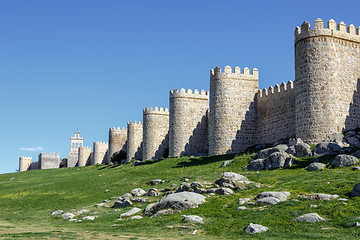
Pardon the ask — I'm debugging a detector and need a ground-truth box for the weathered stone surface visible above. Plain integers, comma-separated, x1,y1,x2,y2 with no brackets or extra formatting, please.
238,198,251,205
247,159,264,171
182,215,203,224
264,152,293,170
152,192,205,212
132,197,147,203
143,203,156,216
307,162,326,171
243,223,268,234
345,136,360,148
294,213,326,223
131,188,146,197
215,172,249,189
149,179,165,185
52,210,63,215
150,209,176,218
351,182,360,197
294,143,312,157
215,187,234,195
316,193,339,200
254,145,288,159
220,160,233,168
255,191,290,205
147,188,160,197
113,199,132,208
120,207,142,218
121,193,132,199
129,215,143,220
127,122,143,163
83,216,97,221
313,142,342,156
331,154,359,168
61,213,75,219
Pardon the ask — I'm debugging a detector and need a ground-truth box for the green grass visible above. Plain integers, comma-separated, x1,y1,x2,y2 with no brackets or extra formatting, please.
1,154,360,239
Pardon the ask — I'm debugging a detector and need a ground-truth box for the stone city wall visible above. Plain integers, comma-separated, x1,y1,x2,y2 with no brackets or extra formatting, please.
108,127,127,163
257,81,296,145
127,121,143,162
169,88,209,157
93,141,108,164
78,146,92,167
39,152,61,169
209,66,258,155
143,107,169,160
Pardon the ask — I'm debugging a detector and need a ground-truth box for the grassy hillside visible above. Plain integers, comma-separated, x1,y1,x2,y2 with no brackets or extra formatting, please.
1,153,360,239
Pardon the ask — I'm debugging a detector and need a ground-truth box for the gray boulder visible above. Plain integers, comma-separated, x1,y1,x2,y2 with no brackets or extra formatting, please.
61,212,75,219
120,207,142,218
255,191,290,205
220,160,233,168
129,215,143,220
313,142,342,156
121,193,132,200
286,143,312,157
351,182,360,197
143,203,157,216
345,136,360,148
215,172,249,189
331,154,359,168
264,152,293,170
83,216,97,221
254,144,288,159
307,162,326,171
243,223,268,234
113,199,132,208
215,187,234,195
352,150,360,158
316,193,339,200
149,179,165,185
52,210,63,215
131,188,146,197
150,209,176,218
152,192,205,212
247,159,264,171
238,198,251,205
147,188,160,197
182,215,203,224
294,213,326,223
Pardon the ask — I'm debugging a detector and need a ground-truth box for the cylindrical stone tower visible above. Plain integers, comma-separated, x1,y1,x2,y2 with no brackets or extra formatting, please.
78,146,92,167
92,141,108,165
209,66,259,155
19,156,32,172
143,107,169,160
295,18,360,143
108,127,127,163
169,88,209,157
126,121,143,163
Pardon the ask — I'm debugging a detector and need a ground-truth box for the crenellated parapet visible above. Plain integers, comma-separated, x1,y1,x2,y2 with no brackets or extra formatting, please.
295,18,360,45
210,66,258,81
257,80,294,99
169,88,209,100
143,107,169,116
19,156,32,172
108,126,127,163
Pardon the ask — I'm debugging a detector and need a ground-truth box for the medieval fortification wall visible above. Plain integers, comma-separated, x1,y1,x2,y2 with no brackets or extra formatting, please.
108,127,127,163
143,107,169,161
93,141,108,165
78,146,92,167
169,89,209,157
20,18,360,171
127,121,143,162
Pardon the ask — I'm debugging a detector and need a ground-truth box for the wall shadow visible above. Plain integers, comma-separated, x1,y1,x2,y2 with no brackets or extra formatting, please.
182,114,208,156
153,133,169,160
173,154,237,168
345,78,360,131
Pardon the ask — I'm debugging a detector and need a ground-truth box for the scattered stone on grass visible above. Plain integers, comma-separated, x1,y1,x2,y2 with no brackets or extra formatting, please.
331,154,359,168
237,206,247,210
113,198,132,208
220,160,233,168
247,159,264,171
120,207,142,218
132,197,147,203
83,216,97,221
149,179,165,185
352,166,360,171
129,215,143,220
316,193,339,200
307,162,326,171
150,209,176,218
353,222,360,227
294,213,326,223
131,188,146,197
238,198,251,205
61,213,75,219
313,142,342,156
52,210,63,215
255,191,290,205
243,223,268,234
182,215,203,224
215,187,234,195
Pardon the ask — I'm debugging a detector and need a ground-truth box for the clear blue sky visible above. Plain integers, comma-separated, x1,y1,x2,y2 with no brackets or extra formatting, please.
1,0,359,174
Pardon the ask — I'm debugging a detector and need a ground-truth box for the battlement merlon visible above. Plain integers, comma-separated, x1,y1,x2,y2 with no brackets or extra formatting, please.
143,107,170,116
127,121,143,126
39,152,61,157
210,66,259,81
94,141,108,145
257,80,294,98
109,127,127,132
19,156,32,160
295,18,360,45
169,88,209,100
80,146,92,150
